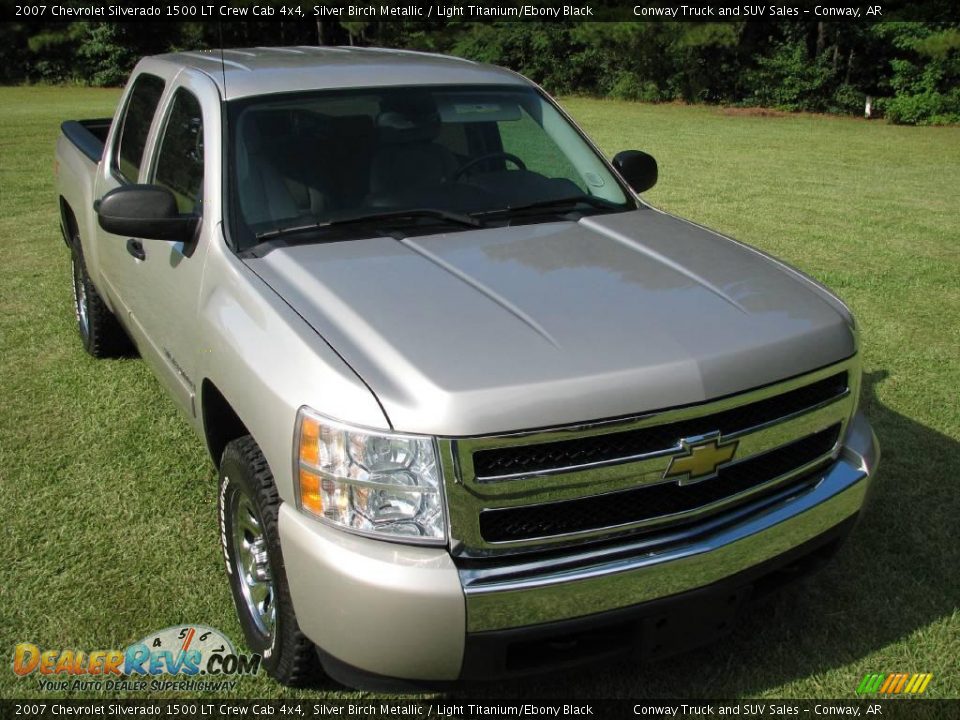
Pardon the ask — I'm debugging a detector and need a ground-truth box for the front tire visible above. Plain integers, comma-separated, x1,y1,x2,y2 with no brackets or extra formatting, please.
219,436,319,686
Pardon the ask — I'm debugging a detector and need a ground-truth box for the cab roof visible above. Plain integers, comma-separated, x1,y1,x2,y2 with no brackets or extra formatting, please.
151,46,529,100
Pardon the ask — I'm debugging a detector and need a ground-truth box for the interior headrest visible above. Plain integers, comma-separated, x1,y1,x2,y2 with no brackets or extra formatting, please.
377,110,441,143
376,93,441,144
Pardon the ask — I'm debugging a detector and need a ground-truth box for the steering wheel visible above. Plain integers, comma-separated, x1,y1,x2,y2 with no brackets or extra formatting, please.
453,152,527,181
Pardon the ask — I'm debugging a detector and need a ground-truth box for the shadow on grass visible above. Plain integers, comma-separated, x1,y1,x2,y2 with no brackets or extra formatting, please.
456,370,959,698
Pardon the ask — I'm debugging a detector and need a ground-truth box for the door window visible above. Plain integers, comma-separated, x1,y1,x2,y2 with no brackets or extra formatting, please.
152,89,205,215
113,73,165,183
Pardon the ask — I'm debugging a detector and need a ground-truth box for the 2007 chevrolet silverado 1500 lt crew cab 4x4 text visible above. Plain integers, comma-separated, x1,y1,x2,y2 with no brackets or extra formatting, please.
55,47,879,689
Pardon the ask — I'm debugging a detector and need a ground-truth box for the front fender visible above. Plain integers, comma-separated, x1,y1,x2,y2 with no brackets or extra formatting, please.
196,230,389,503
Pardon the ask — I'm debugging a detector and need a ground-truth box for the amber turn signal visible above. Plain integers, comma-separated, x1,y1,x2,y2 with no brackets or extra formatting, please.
298,468,323,515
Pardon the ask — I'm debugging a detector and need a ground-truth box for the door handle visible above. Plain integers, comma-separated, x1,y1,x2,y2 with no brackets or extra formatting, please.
126,238,146,261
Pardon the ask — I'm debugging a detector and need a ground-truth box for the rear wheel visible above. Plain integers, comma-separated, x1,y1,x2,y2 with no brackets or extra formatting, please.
219,436,319,686
70,239,131,358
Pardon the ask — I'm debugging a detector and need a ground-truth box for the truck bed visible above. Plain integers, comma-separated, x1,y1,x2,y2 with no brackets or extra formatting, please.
60,118,111,163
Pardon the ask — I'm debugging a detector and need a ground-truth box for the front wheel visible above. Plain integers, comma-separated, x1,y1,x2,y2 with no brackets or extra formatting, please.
218,436,319,686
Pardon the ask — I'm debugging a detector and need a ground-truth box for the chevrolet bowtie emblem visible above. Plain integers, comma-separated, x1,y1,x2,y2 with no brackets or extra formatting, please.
663,432,738,485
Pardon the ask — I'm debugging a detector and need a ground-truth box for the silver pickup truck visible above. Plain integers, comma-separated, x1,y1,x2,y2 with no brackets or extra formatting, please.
55,46,879,690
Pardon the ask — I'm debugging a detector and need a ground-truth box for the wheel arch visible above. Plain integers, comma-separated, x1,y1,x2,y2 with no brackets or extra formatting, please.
201,379,251,466
59,196,78,249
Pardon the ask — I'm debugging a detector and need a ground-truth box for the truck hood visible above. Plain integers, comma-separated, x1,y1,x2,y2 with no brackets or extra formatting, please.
245,209,855,436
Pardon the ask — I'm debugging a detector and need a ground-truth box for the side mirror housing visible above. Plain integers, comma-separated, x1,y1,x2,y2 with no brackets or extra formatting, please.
97,185,199,242
612,150,658,194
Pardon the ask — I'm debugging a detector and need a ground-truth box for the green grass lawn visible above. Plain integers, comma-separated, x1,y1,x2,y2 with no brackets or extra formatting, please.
1,86,958,701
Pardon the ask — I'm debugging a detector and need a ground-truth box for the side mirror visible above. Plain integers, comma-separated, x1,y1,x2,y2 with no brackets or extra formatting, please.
612,150,658,194
97,185,199,242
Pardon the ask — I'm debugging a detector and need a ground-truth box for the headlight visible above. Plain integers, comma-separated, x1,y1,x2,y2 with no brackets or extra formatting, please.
294,407,446,544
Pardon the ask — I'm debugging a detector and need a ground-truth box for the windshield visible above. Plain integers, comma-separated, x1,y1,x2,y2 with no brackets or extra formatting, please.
228,85,634,249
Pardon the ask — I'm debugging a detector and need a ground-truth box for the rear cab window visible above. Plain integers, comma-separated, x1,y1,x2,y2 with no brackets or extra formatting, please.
112,73,165,183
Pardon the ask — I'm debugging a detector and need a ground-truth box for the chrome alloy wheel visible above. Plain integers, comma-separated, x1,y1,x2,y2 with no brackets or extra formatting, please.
231,492,276,636
72,259,89,334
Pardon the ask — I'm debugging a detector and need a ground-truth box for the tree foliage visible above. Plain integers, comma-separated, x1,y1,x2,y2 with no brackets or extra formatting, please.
1,20,957,125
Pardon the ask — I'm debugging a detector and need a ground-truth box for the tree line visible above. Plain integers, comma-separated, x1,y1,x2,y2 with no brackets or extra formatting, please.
2,20,958,125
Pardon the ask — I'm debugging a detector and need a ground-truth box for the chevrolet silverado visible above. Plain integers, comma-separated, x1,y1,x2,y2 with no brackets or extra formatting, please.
55,46,879,689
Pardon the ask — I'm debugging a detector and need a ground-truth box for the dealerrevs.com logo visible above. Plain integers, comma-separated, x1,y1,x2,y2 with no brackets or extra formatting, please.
13,625,261,692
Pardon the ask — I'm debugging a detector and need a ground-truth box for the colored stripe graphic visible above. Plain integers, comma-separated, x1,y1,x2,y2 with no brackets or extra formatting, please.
856,673,885,693
904,674,919,693
879,674,895,693
857,672,932,695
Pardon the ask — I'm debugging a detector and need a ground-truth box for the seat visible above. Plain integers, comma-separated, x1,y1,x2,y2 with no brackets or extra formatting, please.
367,99,459,204
313,114,376,210
236,111,331,229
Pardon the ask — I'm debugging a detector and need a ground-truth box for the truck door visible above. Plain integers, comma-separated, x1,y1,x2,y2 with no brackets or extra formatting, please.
117,81,212,418
93,71,167,314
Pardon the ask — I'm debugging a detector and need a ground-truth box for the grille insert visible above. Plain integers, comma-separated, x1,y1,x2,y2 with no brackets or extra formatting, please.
472,372,847,480
478,424,841,543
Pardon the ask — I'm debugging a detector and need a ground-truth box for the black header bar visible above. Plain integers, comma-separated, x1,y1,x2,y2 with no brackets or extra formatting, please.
4,0,958,23
2,700,958,720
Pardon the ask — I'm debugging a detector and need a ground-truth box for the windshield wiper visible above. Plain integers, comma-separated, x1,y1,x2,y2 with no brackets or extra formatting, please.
473,195,628,219
255,208,482,241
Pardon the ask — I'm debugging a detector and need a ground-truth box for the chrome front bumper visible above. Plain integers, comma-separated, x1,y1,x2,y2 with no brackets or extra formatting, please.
463,410,878,632
279,411,878,682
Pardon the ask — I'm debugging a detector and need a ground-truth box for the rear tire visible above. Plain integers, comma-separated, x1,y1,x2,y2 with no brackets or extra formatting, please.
219,436,320,686
71,239,131,358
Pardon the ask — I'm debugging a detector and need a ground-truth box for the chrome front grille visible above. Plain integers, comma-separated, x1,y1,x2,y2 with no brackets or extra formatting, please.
439,358,859,556
472,372,847,481
478,424,841,543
